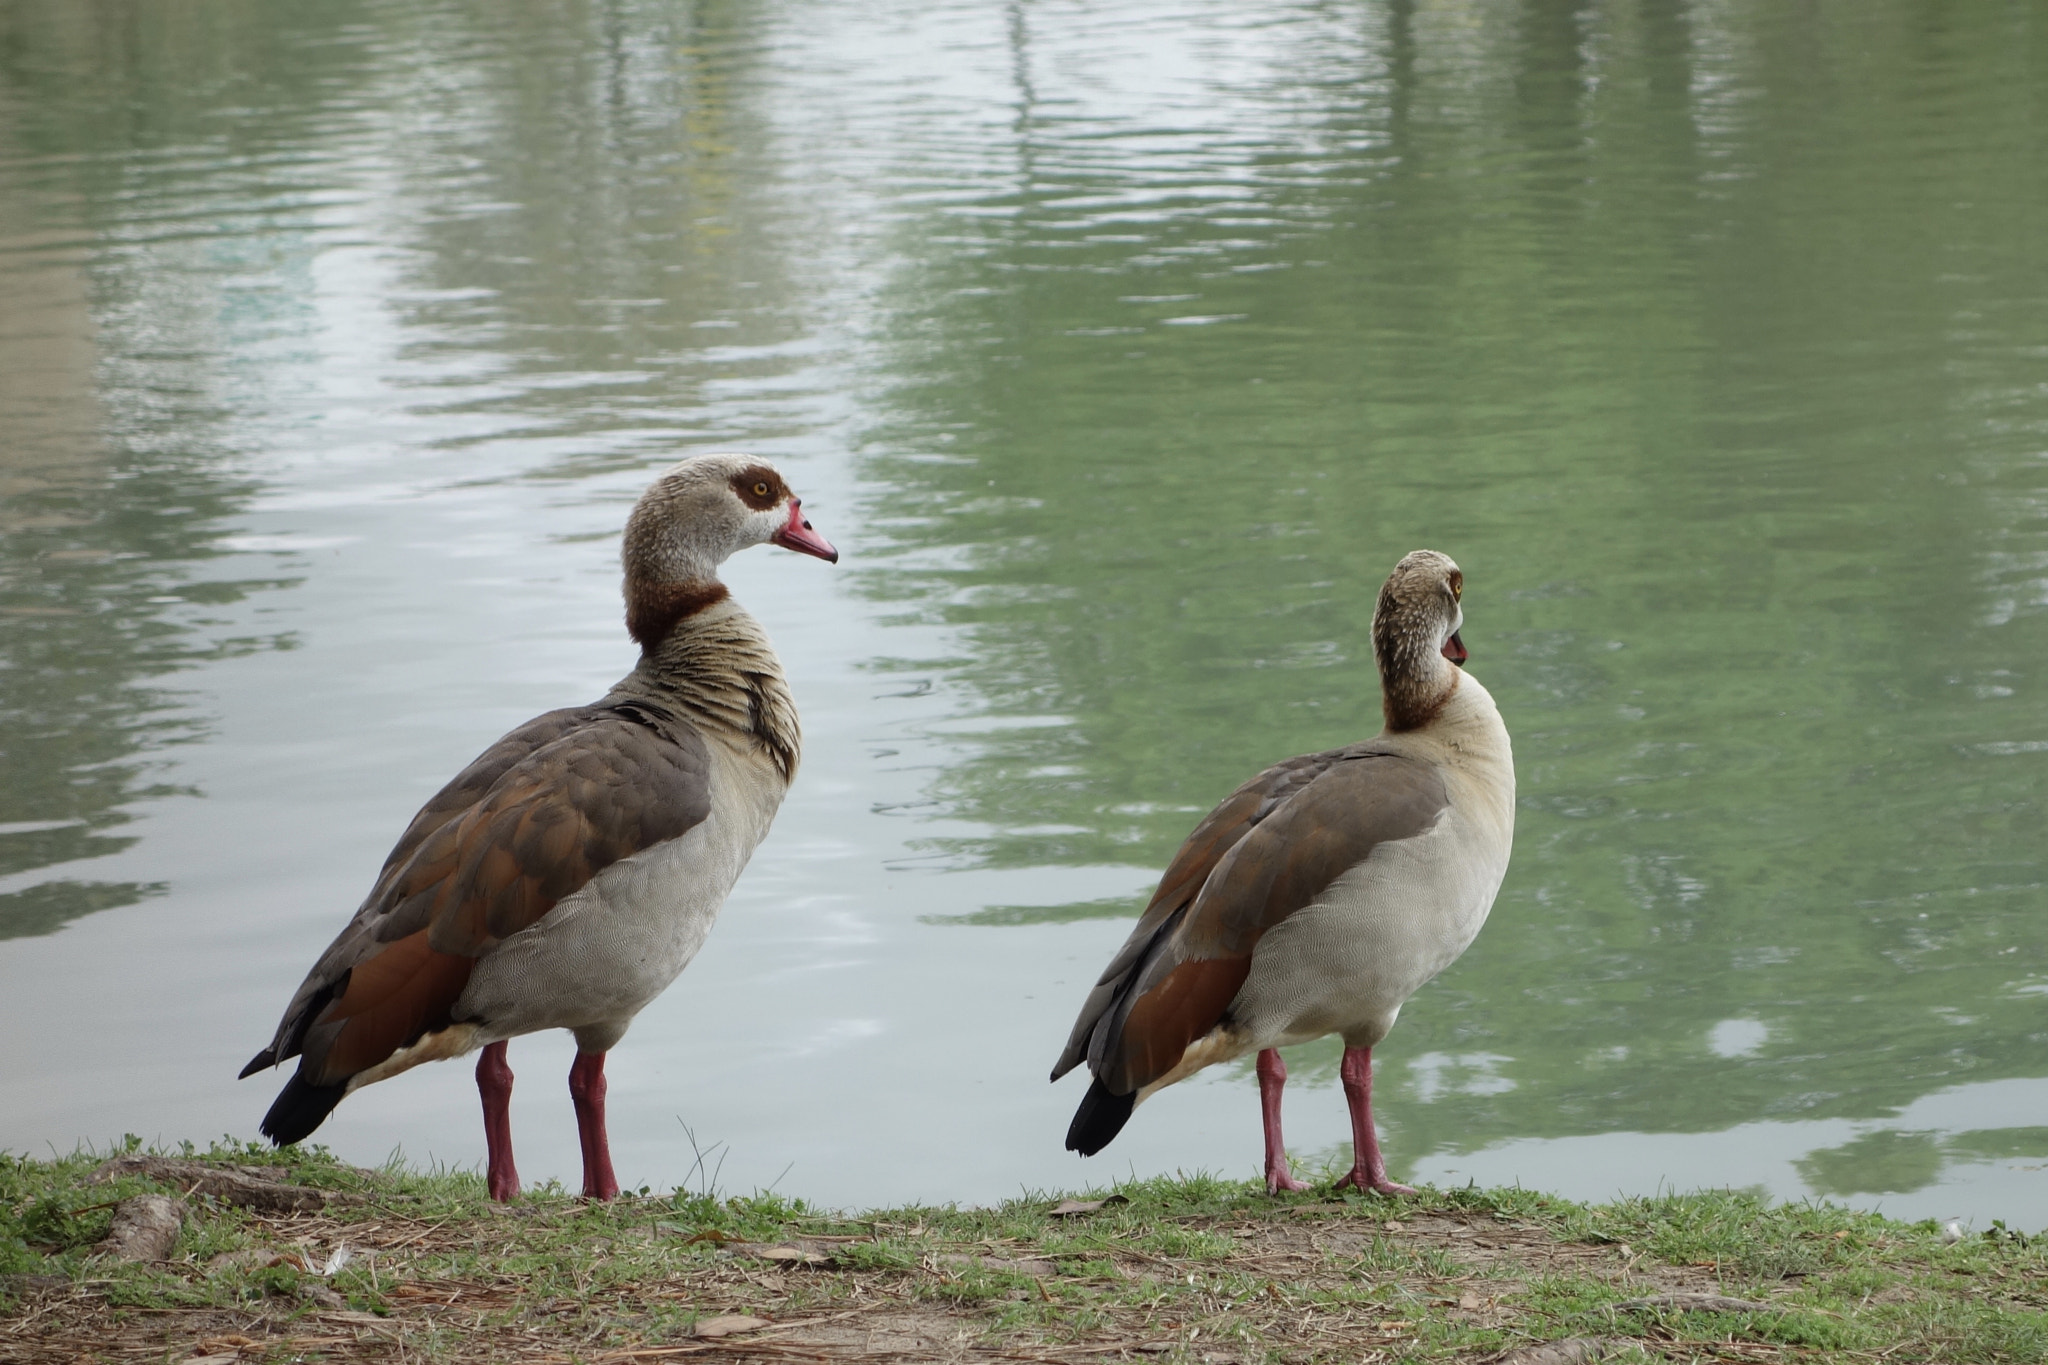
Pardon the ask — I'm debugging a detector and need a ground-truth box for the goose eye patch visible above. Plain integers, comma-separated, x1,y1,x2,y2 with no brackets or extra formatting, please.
730,466,787,510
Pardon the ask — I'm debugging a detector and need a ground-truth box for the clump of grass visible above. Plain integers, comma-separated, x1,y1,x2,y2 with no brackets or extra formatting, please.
4,1142,2046,1361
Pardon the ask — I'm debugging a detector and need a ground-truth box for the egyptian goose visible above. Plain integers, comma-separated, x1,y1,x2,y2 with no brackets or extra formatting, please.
240,454,837,1201
1052,550,1514,1195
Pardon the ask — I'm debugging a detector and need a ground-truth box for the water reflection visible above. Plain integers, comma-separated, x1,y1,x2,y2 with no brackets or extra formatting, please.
369,0,817,467
0,75,289,938
1798,1131,1943,1199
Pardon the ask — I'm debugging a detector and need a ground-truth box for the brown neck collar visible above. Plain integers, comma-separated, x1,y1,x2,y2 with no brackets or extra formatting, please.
1381,666,1457,732
1373,614,1459,733
626,577,729,649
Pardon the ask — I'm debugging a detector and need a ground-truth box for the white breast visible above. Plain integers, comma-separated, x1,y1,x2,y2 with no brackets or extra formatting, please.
1229,673,1515,1051
454,736,786,1052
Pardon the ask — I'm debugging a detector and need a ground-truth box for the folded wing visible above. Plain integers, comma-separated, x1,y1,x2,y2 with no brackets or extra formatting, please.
1055,745,1448,1099
243,704,712,1101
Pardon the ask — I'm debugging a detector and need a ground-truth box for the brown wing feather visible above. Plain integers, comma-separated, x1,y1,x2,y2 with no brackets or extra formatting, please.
241,707,603,1078
1104,956,1251,1087
367,708,598,902
246,702,712,1086
1051,747,1358,1081
1177,757,1445,958
1057,746,1449,1096
315,931,474,1077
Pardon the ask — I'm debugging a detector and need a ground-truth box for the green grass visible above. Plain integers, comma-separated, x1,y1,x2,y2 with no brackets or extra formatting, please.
4,1140,2046,1362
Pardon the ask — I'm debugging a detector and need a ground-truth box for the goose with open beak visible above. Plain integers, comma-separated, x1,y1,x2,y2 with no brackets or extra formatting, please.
1052,549,1513,1194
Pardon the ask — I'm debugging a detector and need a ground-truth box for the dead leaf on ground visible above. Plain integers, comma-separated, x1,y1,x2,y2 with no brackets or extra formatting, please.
1459,1291,1483,1310
1048,1195,1130,1217
690,1314,771,1338
732,1242,836,1267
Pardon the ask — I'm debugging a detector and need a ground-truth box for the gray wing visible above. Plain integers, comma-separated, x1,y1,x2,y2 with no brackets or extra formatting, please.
1054,744,1448,1095
241,702,712,1081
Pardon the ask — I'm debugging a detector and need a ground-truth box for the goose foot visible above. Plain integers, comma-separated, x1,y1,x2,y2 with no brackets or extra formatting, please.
1265,1165,1312,1195
476,1041,520,1203
1332,1169,1418,1197
569,1050,620,1201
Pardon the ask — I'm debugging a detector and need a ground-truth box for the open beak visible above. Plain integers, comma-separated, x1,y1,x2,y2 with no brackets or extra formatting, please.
1442,631,1467,666
771,498,838,564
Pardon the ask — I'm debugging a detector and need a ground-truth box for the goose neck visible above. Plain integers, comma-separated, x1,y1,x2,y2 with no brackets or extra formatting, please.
615,596,800,781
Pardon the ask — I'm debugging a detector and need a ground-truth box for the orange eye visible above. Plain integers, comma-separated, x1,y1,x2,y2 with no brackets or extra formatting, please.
753,482,770,498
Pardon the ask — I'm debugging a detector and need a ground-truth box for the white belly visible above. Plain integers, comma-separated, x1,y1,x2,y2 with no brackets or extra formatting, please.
1229,802,1511,1050
454,740,783,1052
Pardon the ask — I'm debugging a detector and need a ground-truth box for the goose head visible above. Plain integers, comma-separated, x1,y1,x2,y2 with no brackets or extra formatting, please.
1371,548,1467,731
622,453,838,646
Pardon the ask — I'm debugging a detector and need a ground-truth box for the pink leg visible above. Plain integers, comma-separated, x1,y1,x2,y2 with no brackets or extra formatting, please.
476,1041,520,1203
1257,1048,1310,1194
568,1051,620,1201
1332,1046,1416,1196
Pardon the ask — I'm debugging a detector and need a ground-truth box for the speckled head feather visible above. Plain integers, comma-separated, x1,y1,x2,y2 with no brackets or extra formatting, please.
613,454,824,781
1371,548,1465,732
621,454,797,647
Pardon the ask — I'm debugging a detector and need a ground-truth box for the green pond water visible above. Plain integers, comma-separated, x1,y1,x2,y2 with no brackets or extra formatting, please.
3,0,2047,1221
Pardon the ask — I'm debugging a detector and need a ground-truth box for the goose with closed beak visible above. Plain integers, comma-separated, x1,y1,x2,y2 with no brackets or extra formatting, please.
1052,549,1514,1194
241,454,838,1201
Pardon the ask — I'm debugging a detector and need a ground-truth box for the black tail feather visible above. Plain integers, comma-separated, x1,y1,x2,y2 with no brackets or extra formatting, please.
1065,1077,1136,1156
238,1047,278,1080
259,1072,349,1147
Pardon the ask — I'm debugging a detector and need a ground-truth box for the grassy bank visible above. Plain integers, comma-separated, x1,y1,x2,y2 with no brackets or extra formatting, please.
3,1141,2044,1363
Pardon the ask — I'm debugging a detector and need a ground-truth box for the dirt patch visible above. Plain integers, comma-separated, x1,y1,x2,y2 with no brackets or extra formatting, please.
1,1202,1737,1364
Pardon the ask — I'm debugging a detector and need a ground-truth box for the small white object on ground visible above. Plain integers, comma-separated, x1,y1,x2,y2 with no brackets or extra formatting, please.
1942,1221,1964,1245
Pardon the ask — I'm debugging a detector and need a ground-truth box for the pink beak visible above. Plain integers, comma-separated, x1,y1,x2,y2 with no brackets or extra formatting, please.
771,497,838,563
